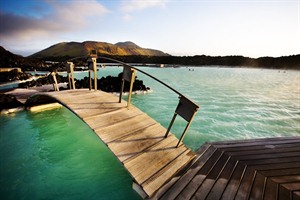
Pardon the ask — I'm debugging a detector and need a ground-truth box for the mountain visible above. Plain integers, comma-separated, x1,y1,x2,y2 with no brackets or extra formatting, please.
30,41,169,58
0,46,43,70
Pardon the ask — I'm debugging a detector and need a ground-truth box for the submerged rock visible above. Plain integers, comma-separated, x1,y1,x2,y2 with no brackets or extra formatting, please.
0,94,24,113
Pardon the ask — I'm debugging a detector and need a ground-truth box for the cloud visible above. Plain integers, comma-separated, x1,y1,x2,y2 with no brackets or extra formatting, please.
0,0,109,42
120,0,168,20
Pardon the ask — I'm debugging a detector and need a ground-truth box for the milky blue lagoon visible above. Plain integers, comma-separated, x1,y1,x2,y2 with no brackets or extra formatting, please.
1,67,299,199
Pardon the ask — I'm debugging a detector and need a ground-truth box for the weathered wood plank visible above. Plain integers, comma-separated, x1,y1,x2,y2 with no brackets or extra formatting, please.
95,114,157,143
212,137,300,149
192,153,231,200
218,141,300,152
142,149,195,197
220,162,246,200
151,144,211,200
234,167,256,200
293,191,300,200
205,157,239,200
108,124,167,162
249,172,266,200
84,108,143,129
259,168,300,177
176,150,223,200
270,175,300,183
263,178,278,200
226,146,300,156
159,145,217,200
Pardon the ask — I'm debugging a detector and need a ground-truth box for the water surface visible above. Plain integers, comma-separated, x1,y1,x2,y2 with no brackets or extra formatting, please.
1,66,299,199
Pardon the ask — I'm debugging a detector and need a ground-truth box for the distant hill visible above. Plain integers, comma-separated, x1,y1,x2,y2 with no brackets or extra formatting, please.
30,41,169,59
0,46,43,70
1,45,299,70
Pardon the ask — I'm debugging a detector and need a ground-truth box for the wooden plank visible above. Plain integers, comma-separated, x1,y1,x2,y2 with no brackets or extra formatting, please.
234,151,300,161
75,107,124,119
220,162,246,200
212,137,300,149
264,178,278,200
85,108,143,129
159,145,217,200
248,172,266,200
278,184,292,200
230,164,256,200
259,168,300,177
95,114,157,143
192,153,231,200
142,149,195,197
226,146,300,157
124,135,179,173
270,175,300,183
293,191,300,200
242,156,300,165
205,157,239,200
218,142,300,152
133,143,187,184
176,150,223,200
151,144,211,200
108,124,167,162
280,182,300,191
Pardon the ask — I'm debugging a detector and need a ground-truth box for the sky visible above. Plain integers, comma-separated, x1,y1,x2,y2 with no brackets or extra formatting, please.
0,0,299,58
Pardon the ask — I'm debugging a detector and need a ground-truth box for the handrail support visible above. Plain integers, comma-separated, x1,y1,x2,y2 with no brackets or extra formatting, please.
119,65,136,108
165,96,199,148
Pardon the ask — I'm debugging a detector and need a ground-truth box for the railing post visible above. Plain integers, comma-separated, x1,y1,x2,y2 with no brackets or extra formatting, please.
119,65,136,108
119,79,124,103
87,57,97,91
165,113,177,138
67,62,75,90
127,69,136,108
176,111,197,147
51,70,59,91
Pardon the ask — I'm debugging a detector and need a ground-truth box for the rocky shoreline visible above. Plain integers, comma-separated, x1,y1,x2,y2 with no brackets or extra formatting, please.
0,93,24,114
1,72,150,114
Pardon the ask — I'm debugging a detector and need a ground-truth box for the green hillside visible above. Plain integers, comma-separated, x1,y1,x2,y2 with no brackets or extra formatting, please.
30,41,169,58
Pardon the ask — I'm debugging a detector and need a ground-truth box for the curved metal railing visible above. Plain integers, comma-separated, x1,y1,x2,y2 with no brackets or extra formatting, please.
97,56,200,147
52,55,199,147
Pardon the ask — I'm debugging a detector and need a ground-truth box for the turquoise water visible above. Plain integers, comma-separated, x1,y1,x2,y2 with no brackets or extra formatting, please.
1,67,299,199
0,108,141,200
130,67,300,150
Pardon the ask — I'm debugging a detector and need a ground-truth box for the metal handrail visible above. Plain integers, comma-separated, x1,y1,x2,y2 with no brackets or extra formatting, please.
97,57,187,98
98,56,200,147
60,55,199,147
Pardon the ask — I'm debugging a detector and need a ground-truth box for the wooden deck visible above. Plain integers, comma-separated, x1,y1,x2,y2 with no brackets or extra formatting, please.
153,136,300,200
24,89,196,198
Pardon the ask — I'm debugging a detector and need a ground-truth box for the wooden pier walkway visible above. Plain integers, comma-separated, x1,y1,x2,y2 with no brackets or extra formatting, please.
25,89,196,198
153,136,300,200
7,88,300,199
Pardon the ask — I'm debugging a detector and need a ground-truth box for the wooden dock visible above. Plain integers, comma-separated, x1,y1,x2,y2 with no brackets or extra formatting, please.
7,88,300,199
25,89,196,198
153,136,300,200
